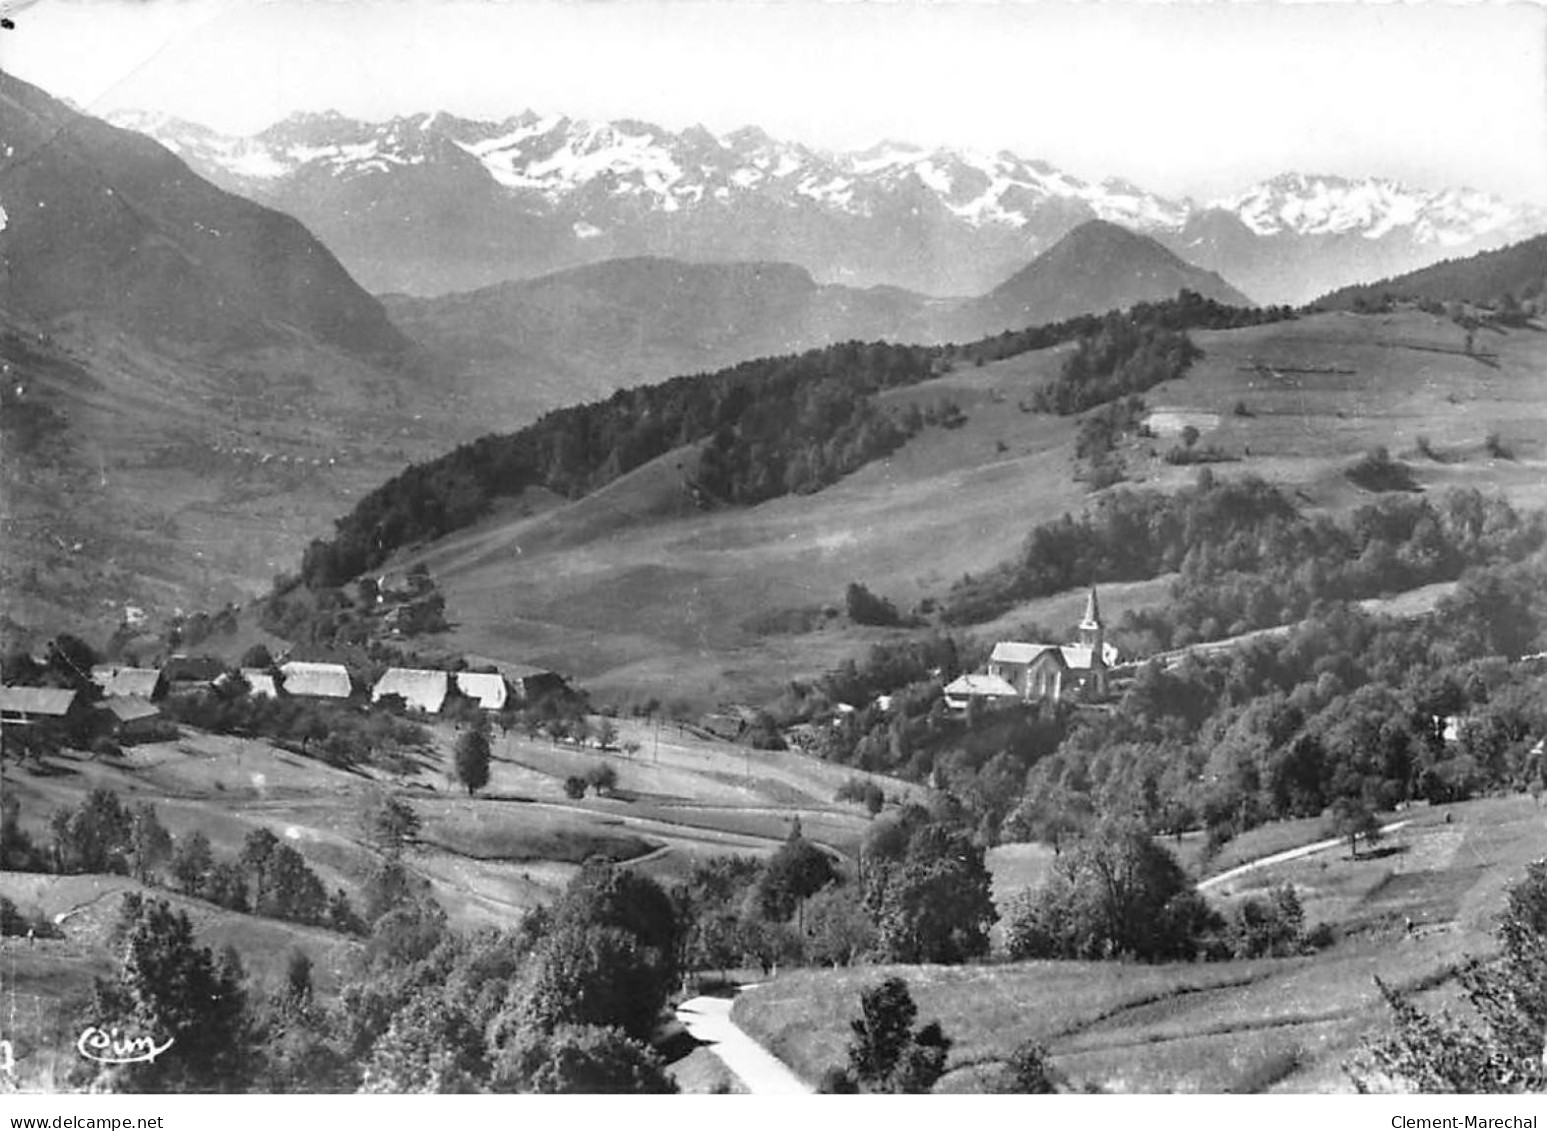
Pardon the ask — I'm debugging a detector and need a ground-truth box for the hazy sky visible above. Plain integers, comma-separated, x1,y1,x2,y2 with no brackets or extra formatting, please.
2,0,1545,204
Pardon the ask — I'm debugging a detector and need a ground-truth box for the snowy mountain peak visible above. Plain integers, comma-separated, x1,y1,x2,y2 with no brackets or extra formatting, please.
1212,172,1538,245
104,106,1547,302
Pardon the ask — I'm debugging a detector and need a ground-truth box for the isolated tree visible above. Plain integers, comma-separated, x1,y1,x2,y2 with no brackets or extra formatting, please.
562,776,587,800
1004,820,1216,961
454,727,492,796
238,826,280,909
866,822,997,964
584,761,618,796
1328,796,1382,859
595,719,618,751
126,804,174,885
757,819,837,923
361,858,417,924
505,863,680,1038
240,644,274,670
509,924,665,1043
256,844,328,925
801,883,877,967
367,795,421,856
832,977,952,1094
51,787,134,875
283,948,314,1007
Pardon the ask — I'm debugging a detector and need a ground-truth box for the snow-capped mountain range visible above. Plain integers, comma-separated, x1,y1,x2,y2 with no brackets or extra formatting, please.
108,109,1547,303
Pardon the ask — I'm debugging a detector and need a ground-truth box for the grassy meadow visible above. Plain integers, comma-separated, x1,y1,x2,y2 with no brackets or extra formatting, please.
734,794,1547,1093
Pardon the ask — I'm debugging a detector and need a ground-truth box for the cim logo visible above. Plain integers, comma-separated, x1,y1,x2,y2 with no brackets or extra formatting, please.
76,1026,174,1066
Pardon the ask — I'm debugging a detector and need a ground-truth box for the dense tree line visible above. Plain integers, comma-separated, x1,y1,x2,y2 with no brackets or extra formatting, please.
160,682,433,772
1316,233,1547,317
1001,820,1331,964
677,803,997,976
35,787,364,934
1030,317,1200,415
941,476,1544,631
292,295,1294,591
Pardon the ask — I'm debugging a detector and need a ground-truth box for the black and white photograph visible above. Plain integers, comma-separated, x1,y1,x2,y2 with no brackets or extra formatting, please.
2,0,1547,1106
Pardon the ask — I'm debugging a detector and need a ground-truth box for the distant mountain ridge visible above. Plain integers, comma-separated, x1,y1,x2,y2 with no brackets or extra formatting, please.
383,224,1255,410
109,107,1547,303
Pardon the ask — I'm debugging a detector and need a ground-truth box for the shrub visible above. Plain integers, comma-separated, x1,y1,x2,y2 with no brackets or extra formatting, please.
562,776,587,800
1485,432,1513,460
845,583,902,627
1346,447,1420,493
1226,883,1306,958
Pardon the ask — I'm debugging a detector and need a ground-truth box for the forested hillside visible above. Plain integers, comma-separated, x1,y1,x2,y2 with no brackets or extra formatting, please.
292,293,1295,592
1318,232,1547,316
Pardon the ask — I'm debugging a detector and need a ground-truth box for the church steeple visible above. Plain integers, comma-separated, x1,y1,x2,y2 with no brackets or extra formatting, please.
1080,584,1101,631
1078,584,1104,662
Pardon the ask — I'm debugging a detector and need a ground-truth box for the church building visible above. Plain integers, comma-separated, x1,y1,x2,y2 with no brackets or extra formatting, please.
985,585,1114,705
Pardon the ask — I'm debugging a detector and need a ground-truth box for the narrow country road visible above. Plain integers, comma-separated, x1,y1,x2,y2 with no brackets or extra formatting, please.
675,994,812,1095
1198,819,1413,892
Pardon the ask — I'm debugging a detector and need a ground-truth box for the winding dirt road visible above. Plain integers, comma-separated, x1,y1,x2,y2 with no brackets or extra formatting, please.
1198,818,1413,892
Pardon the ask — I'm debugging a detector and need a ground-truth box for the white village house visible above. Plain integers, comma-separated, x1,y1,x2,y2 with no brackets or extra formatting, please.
241,669,280,699
90,665,166,700
279,661,353,700
371,668,450,714
455,671,509,711
942,673,1021,712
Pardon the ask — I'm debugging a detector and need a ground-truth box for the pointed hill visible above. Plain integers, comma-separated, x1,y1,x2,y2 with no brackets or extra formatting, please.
954,220,1254,337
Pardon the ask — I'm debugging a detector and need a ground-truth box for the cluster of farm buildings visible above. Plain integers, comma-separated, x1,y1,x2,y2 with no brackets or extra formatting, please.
0,656,570,741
